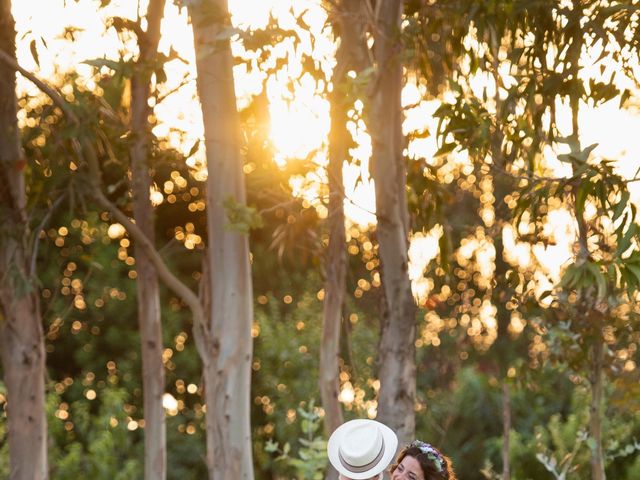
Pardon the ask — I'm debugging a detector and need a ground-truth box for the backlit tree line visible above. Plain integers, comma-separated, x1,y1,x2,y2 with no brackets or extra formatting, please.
1,0,639,479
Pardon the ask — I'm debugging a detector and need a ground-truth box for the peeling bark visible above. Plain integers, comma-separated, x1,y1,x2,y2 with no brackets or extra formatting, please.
0,1,48,477
189,1,255,478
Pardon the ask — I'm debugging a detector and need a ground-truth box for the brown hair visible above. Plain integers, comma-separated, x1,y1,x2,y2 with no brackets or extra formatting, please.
390,444,457,480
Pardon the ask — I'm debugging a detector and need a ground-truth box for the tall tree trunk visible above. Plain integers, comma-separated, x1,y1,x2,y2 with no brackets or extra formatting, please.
589,337,606,480
321,77,347,435
129,1,167,478
320,20,348,480
189,1,255,478
0,1,48,478
369,0,417,446
320,114,345,475
320,0,368,443
322,5,370,478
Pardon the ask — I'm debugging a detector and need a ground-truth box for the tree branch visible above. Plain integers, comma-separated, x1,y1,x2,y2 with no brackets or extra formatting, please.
0,49,79,125
0,49,214,360
81,140,209,351
30,193,67,278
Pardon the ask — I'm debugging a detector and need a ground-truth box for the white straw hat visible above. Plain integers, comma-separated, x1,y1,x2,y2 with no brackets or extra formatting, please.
327,419,398,479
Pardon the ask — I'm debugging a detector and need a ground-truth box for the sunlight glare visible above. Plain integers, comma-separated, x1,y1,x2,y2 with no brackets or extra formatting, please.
268,76,329,164
408,227,443,302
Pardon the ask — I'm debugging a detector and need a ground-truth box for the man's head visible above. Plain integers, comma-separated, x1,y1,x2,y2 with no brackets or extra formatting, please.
327,419,398,480
338,474,383,480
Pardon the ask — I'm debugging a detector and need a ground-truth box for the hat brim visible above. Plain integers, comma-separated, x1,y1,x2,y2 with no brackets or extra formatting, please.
327,420,398,480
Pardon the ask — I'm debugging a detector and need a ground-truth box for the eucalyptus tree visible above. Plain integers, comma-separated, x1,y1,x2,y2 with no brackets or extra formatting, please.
366,0,418,446
491,5,640,478
0,1,48,478
320,0,369,445
423,1,640,478
406,3,543,476
89,0,257,475
126,1,168,477
187,0,255,477
97,0,258,475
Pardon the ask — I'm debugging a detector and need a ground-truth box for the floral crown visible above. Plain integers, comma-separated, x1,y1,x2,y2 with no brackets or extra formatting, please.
410,440,446,475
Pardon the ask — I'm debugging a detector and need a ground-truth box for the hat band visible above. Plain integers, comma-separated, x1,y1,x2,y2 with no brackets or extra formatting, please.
338,438,386,474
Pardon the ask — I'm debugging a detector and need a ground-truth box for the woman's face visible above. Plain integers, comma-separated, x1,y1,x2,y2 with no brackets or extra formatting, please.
391,455,425,480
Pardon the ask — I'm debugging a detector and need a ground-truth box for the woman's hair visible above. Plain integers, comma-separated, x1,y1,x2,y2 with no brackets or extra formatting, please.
389,441,457,480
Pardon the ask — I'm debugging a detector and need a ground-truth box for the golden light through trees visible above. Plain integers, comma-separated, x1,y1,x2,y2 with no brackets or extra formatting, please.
10,0,640,365
5,5,640,476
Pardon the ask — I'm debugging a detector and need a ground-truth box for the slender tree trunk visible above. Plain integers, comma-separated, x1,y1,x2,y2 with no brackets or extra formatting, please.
189,1,255,478
491,191,513,480
0,1,48,477
320,137,346,451
88,112,215,480
320,0,368,443
566,64,607,479
320,23,348,480
479,27,523,479
369,0,417,446
129,1,167,478
502,381,511,480
321,6,370,478
589,338,606,480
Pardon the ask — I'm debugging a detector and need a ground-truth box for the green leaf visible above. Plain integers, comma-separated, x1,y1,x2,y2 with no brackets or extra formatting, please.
186,139,200,159
586,262,607,299
615,222,638,256
620,266,638,292
264,439,279,453
559,264,580,289
607,263,617,284
572,143,599,163
575,182,590,219
83,57,126,73
612,190,630,222
434,142,457,157
626,263,640,285
30,39,39,67
223,197,263,233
